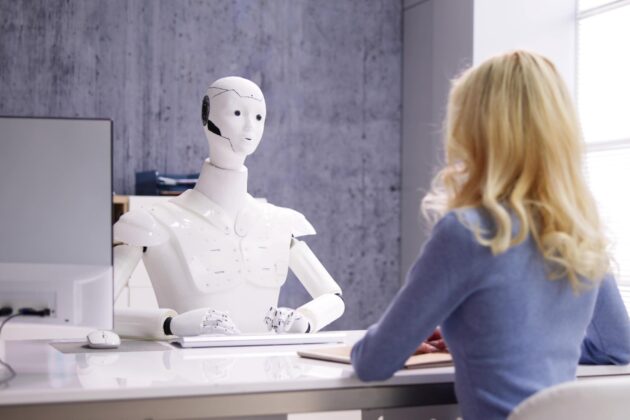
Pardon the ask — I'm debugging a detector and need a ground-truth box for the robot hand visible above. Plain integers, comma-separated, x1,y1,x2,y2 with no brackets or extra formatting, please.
264,306,311,334
170,308,241,337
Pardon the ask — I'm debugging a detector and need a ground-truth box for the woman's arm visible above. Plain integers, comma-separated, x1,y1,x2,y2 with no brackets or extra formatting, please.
351,213,481,381
580,274,630,365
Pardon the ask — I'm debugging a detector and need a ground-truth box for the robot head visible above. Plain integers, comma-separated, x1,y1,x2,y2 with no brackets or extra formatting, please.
201,77,266,169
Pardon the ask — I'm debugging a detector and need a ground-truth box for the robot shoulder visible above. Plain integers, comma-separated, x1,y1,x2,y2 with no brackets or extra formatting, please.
113,208,169,247
271,205,317,238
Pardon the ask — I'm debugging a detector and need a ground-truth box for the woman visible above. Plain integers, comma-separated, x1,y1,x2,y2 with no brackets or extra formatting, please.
351,51,630,419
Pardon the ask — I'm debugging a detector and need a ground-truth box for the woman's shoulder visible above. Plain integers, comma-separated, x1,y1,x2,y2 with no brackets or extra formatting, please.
434,207,494,238
428,208,504,263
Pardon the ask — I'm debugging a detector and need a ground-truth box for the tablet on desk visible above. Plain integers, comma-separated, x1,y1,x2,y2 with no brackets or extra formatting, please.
298,346,453,369
172,331,347,348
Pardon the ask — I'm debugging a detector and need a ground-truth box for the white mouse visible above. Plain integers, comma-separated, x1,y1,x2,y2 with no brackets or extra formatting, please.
86,330,121,349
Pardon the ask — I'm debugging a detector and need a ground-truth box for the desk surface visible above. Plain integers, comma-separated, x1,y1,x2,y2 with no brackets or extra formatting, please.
2,331,630,419
0,332,451,404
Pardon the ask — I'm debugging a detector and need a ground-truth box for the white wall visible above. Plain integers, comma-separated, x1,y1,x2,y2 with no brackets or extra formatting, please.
401,0,577,282
474,0,577,96
401,0,474,283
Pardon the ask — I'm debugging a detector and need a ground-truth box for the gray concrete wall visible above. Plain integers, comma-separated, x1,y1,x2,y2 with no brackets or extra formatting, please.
0,0,402,329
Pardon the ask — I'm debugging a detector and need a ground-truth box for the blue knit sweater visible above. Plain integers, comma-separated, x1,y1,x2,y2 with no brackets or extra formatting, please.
351,210,630,420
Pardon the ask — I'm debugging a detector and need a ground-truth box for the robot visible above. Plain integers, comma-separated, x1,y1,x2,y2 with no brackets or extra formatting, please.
113,77,345,338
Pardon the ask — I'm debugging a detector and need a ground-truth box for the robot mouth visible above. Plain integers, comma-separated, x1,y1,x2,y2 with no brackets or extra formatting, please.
245,137,253,141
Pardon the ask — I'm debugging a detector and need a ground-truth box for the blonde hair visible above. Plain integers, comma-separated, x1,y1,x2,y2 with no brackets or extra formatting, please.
422,50,609,290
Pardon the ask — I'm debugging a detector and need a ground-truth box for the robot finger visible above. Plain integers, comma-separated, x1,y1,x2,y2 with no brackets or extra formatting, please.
271,316,281,329
204,325,227,335
282,312,295,332
271,307,293,330
202,313,219,324
214,310,230,318
264,316,274,331
214,325,238,335
264,307,279,331
201,319,220,330
206,309,230,319
218,318,238,331
201,321,238,335
203,310,219,322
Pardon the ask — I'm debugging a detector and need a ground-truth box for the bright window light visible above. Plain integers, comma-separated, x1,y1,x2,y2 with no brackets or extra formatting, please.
578,4,630,143
586,148,630,284
579,0,618,12
578,0,630,304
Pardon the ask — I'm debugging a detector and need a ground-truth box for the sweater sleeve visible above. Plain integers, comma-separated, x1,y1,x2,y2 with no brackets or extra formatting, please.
351,212,480,381
579,274,630,365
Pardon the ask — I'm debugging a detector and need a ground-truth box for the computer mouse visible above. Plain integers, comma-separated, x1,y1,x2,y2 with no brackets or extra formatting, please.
86,330,121,349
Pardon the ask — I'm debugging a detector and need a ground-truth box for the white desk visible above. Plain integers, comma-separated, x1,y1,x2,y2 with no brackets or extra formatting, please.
1,331,629,420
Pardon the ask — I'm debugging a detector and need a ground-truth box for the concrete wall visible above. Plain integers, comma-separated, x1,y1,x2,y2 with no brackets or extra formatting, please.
0,0,402,329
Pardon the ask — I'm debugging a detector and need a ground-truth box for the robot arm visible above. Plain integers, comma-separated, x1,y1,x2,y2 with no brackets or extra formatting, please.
112,208,167,306
115,307,240,339
290,238,345,332
267,238,344,333
112,210,172,339
113,244,143,302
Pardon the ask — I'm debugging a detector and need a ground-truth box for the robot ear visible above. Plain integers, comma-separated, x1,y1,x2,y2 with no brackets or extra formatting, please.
202,94,222,136
201,95,210,125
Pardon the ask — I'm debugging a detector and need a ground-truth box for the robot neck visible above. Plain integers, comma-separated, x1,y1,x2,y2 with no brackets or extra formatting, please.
195,159,248,217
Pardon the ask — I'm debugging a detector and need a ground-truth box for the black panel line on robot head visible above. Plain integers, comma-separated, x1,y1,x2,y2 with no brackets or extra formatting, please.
206,120,235,152
207,87,264,102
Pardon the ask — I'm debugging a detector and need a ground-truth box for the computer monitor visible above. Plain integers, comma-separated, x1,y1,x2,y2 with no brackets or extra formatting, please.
0,116,113,329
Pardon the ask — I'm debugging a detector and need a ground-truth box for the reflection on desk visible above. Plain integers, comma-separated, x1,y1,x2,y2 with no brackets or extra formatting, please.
75,348,324,388
1,331,629,420
0,337,357,402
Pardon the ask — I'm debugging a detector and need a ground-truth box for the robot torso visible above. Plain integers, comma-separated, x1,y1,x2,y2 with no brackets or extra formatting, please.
117,189,314,333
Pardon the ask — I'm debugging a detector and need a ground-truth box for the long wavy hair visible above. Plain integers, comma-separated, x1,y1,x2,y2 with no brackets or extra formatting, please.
422,50,609,290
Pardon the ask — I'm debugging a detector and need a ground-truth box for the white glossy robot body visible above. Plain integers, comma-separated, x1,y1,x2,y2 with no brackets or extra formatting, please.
112,76,344,338
115,188,342,334
114,191,344,335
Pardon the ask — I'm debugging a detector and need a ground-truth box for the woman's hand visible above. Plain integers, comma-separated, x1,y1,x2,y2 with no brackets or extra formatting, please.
414,328,448,354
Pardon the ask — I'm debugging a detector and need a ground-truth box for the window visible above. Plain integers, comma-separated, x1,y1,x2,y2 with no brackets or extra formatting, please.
578,0,630,304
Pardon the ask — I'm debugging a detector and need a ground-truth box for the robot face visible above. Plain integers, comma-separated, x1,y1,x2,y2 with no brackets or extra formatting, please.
207,89,266,156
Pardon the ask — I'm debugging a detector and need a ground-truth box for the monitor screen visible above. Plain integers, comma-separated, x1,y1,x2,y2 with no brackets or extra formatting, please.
0,116,113,328
0,117,112,266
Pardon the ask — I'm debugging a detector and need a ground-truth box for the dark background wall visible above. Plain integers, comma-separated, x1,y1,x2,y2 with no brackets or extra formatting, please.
0,0,402,329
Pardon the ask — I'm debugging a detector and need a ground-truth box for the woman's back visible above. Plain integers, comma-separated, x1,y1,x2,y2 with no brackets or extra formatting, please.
441,209,597,418
352,209,630,419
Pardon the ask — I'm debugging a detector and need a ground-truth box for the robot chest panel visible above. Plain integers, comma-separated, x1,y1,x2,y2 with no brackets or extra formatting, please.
171,219,292,293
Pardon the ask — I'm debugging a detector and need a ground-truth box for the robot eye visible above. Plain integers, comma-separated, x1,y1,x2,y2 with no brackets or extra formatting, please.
256,114,263,121
234,110,241,116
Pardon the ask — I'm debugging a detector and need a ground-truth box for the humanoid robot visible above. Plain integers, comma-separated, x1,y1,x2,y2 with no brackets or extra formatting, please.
113,77,345,338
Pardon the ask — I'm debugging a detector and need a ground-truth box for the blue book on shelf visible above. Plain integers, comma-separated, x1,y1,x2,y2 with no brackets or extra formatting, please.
135,170,199,196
